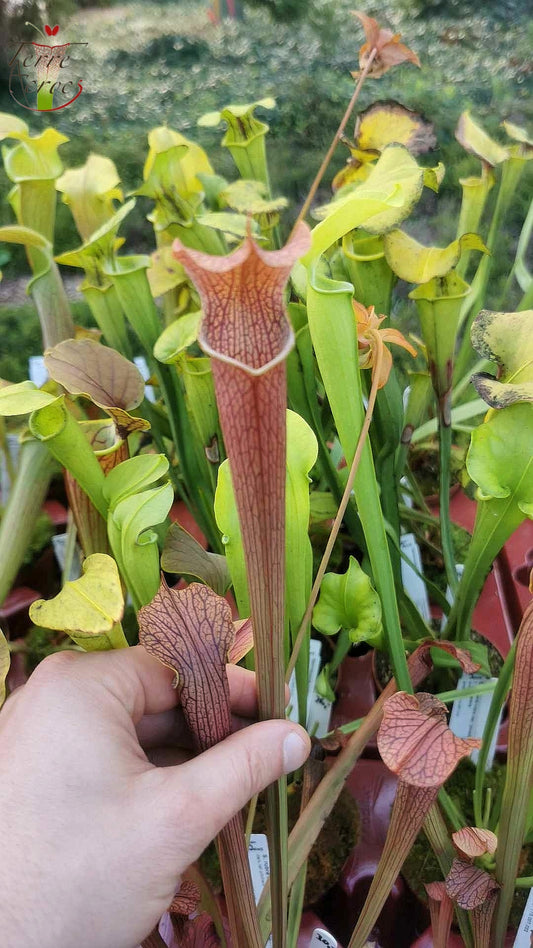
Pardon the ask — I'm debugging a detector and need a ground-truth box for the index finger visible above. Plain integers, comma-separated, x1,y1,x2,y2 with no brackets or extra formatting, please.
48,645,262,722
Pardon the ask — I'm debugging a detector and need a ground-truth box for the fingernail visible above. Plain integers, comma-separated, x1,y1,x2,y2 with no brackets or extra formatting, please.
283,730,310,774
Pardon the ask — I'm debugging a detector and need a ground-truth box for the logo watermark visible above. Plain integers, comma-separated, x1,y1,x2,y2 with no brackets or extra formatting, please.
9,24,87,112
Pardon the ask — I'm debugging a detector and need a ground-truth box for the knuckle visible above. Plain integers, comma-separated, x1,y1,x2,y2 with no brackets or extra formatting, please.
30,649,79,683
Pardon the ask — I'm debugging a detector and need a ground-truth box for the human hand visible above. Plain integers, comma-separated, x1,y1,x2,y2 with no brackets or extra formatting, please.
0,646,310,948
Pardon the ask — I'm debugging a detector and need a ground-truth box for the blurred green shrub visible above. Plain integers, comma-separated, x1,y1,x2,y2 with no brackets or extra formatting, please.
243,0,305,23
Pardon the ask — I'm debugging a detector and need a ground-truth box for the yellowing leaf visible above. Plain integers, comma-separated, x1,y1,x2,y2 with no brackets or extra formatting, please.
198,98,276,144
356,102,436,156
305,145,425,263
0,112,29,141
147,245,187,298
3,128,68,182
0,628,10,708
383,229,488,284
221,179,288,216
29,554,127,651
471,309,533,408
56,154,123,243
455,112,509,167
143,126,213,197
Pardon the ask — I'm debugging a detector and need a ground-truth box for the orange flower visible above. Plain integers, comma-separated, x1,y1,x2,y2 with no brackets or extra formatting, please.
352,10,421,78
354,300,417,388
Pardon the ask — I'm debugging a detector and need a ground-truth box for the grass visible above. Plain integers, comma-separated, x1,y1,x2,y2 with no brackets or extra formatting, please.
0,301,93,383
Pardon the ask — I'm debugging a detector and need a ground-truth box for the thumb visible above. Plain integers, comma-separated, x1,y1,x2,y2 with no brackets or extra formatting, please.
155,720,310,861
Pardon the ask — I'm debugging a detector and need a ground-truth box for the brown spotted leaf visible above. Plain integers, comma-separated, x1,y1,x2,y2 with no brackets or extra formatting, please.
44,339,149,435
445,858,500,910
452,827,497,860
378,691,481,786
139,579,234,750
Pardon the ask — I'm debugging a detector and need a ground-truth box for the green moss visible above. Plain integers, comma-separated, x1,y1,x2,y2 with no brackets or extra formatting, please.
200,782,359,905
401,758,532,928
25,625,66,673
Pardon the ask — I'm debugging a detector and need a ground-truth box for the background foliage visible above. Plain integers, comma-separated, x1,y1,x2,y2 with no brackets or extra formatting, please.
0,0,531,370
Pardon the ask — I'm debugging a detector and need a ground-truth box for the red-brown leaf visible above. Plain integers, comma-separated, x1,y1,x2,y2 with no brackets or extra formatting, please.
230,618,254,664
138,579,234,750
352,10,421,78
173,223,310,375
177,913,221,948
424,881,454,948
452,827,498,860
169,880,201,919
378,692,481,786
408,639,481,683
44,338,150,434
445,859,500,910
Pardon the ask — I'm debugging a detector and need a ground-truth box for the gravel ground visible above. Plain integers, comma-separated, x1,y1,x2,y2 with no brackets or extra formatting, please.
0,277,84,308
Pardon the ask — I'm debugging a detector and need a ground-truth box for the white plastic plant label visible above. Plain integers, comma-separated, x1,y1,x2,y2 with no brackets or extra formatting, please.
51,533,83,581
248,834,272,948
288,640,333,736
0,432,20,506
400,532,431,622
134,355,155,403
307,689,333,739
309,928,338,948
513,885,533,947
448,672,502,770
28,355,48,387
288,638,322,724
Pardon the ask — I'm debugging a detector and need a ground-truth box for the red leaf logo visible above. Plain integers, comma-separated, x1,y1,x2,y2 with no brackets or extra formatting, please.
45,24,59,36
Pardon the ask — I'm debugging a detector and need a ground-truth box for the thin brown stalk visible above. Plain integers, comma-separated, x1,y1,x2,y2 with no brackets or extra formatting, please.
286,343,383,681
290,46,378,237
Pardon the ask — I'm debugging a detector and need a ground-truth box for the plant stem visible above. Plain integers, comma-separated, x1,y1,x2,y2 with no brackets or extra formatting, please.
290,47,377,237
245,793,258,845
438,401,458,594
286,345,383,682
61,510,78,586
473,641,515,827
